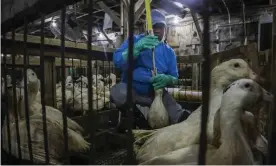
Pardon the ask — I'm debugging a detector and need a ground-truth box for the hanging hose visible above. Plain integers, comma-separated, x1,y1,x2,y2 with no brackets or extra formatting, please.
145,0,157,75
145,0,169,129
221,0,232,50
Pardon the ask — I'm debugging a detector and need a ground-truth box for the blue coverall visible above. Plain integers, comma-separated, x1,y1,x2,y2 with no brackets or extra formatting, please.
111,34,190,124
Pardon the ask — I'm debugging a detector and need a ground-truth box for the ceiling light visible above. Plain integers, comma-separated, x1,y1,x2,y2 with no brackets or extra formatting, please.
173,16,180,24
51,21,57,27
98,33,104,39
174,1,183,8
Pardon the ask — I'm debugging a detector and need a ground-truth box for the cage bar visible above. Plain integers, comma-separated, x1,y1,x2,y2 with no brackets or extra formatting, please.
197,2,211,165
60,6,69,164
87,0,95,164
22,16,34,163
125,0,136,164
2,34,12,162
39,13,50,164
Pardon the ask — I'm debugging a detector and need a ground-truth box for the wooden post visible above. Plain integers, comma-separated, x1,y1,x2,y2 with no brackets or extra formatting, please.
44,57,57,108
192,63,199,90
267,2,276,164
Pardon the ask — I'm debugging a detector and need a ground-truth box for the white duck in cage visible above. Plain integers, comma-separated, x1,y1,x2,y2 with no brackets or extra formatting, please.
135,59,267,163
141,79,273,165
1,75,12,95
2,69,90,164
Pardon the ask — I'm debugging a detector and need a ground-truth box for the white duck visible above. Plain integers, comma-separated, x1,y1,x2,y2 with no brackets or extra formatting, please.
94,74,104,81
140,79,273,165
1,75,12,95
2,86,90,164
76,75,88,88
70,80,109,114
56,82,75,110
21,69,86,135
136,59,263,162
104,73,117,87
56,82,61,89
101,73,116,98
66,75,73,84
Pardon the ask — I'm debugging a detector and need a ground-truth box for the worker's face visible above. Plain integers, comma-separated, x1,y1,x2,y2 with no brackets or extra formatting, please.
153,23,166,41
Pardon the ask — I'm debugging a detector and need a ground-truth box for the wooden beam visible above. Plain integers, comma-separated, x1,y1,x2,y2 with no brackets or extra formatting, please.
2,56,91,67
5,33,115,53
134,0,152,23
2,33,115,61
97,1,121,27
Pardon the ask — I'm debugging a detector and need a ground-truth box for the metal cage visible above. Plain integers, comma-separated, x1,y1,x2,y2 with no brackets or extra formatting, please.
1,0,276,165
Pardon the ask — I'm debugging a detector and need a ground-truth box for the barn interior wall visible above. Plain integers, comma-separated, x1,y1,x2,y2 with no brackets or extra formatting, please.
1,0,39,23
167,10,272,56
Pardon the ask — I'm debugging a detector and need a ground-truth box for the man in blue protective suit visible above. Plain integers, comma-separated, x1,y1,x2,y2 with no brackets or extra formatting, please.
111,9,191,129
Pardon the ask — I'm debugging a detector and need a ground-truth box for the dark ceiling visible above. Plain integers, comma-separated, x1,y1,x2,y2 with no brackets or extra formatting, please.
12,0,272,39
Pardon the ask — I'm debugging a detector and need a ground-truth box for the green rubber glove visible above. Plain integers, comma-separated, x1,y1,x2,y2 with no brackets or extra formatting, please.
122,35,159,60
150,74,178,90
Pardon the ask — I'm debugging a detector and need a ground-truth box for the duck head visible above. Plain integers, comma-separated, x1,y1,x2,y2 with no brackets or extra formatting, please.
222,78,273,112
66,82,74,90
211,59,262,90
66,75,73,84
24,69,40,95
6,75,12,87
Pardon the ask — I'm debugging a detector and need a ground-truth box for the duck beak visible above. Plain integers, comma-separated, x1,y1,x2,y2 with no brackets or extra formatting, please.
261,88,274,103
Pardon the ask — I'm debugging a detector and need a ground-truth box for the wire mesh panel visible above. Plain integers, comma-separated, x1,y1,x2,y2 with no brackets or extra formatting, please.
3,0,276,165
2,2,93,165
1,0,135,164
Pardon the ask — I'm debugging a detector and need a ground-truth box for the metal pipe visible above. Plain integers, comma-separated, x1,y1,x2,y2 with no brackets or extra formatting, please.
11,29,22,161
217,21,254,27
39,13,50,164
2,34,12,162
60,6,69,164
126,0,136,164
198,3,211,165
191,12,203,43
215,24,220,52
23,16,34,163
120,0,124,34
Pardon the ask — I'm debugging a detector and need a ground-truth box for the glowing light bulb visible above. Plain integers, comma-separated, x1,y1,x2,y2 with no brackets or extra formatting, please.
174,2,183,8
52,21,57,27
98,33,104,39
173,17,179,24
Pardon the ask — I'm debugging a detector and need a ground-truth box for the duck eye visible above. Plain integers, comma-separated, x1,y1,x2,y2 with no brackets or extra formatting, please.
244,83,250,88
234,63,240,68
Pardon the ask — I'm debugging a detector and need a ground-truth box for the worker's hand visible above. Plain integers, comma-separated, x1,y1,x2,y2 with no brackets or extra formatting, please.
136,35,160,50
150,74,177,90
122,35,159,60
